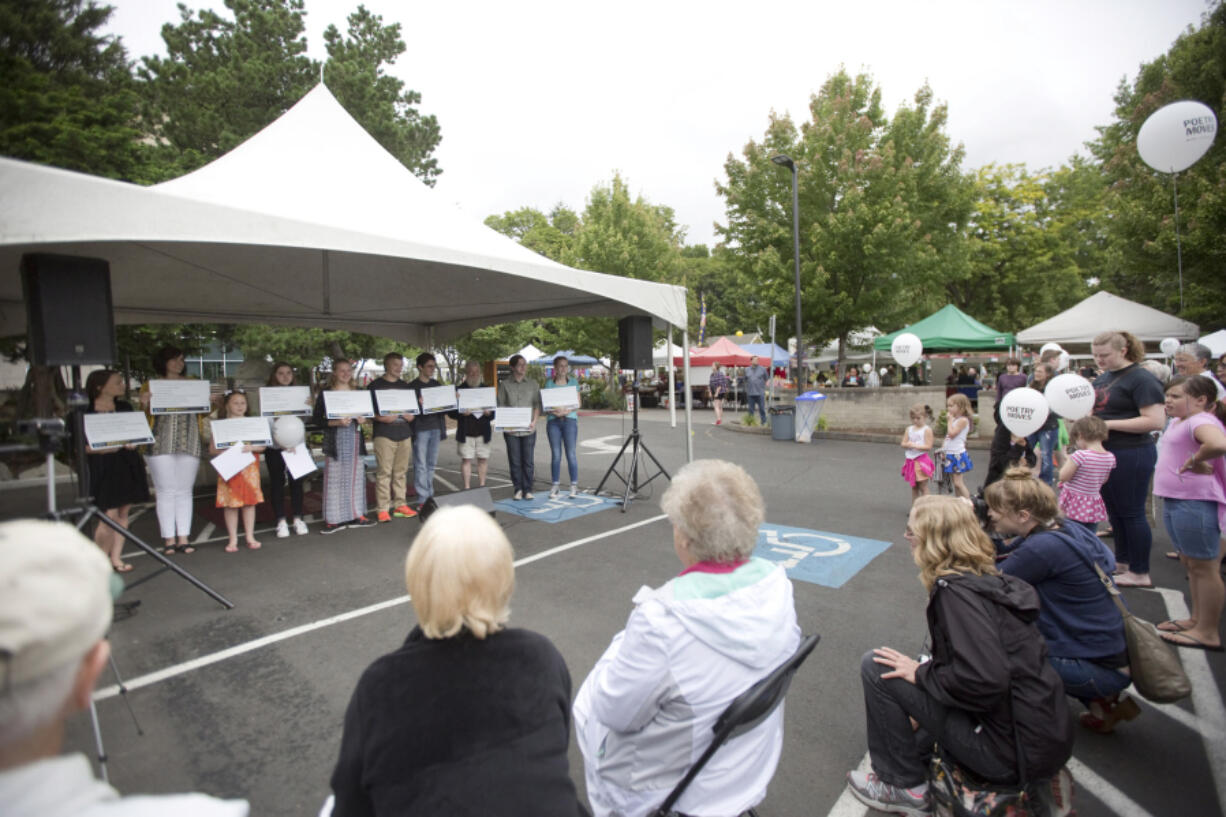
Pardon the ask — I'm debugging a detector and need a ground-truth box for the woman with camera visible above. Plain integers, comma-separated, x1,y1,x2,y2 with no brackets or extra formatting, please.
846,495,1072,815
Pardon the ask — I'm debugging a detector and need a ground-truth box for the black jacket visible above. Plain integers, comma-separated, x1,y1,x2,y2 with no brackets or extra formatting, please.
451,381,494,444
330,627,585,817
915,573,1073,782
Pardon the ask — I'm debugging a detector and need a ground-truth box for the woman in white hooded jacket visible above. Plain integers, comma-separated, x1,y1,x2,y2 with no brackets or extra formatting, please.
574,459,801,817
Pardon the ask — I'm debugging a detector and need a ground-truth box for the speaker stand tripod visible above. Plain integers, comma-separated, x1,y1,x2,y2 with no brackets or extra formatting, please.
88,648,143,783
595,377,669,512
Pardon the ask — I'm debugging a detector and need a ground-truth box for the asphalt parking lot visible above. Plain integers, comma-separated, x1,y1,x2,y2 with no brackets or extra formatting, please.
4,406,1223,816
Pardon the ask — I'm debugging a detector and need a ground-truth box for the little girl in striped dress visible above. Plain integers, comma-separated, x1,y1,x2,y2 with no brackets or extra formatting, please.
1058,416,1116,532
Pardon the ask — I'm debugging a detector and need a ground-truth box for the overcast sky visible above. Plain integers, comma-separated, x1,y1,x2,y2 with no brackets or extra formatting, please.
105,0,1210,248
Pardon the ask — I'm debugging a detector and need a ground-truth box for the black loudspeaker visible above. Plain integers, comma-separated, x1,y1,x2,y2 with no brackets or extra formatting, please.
618,315,652,370
417,486,497,523
21,254,116,366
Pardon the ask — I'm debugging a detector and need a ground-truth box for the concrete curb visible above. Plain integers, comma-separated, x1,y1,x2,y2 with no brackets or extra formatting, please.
723,420,992,449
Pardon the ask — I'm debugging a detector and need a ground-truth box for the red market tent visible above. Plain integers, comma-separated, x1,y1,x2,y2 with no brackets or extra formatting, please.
674,337,753,367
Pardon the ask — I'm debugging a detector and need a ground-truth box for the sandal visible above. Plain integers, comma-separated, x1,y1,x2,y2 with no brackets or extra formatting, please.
245,540,262,550
224,542,239,553
163,544,179,554
1157,620,1193,633
112,562,134,573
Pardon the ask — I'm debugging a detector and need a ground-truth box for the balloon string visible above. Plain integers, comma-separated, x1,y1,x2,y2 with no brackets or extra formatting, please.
1173,171,1184,315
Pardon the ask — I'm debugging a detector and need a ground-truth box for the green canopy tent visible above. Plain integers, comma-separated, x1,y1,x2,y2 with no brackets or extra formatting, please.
873,304,1014,352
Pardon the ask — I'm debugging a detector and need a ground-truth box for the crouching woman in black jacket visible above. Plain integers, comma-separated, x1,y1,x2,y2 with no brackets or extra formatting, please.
846,495,1073,816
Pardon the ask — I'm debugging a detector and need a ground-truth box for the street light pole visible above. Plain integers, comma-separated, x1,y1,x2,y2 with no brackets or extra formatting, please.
772,154,804,389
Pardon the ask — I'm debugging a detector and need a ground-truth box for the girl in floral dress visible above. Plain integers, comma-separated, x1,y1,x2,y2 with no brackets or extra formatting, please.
210,390,265,552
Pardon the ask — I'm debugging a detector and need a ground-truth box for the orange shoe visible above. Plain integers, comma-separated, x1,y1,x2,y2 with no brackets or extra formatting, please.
376,510,392,523
393,504,417,518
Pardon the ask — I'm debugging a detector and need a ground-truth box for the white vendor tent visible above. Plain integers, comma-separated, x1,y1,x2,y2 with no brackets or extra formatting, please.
0,84,687,346
1016,291,1199,346
1200,329,1226,358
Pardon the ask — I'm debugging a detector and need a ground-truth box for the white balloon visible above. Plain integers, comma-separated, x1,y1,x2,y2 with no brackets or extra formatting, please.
1138,100,1217,174
999,388,1050,438
1057,351,1070,372
879,367,888,376
1044,374,1095,420
1039,342,1063,356
891,333,923,368
1160,337,1180,356
273,415,306,449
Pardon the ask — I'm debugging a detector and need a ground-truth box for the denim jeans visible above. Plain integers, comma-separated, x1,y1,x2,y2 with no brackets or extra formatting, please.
747,393,765,423
1100,443,1157,574
1162,497,1222,560
859,651,1015,788
1027,427,1058,486
547,417,578,484
504,432,537,494
1047,656,1130,704
412,429,440,504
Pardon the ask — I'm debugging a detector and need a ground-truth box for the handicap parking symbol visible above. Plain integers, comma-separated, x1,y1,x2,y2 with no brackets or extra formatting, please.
493,493,622,523
753,523,891,588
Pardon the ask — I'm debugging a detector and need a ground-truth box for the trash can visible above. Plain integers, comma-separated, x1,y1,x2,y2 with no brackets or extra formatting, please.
769,405,795,441
794,391,827,443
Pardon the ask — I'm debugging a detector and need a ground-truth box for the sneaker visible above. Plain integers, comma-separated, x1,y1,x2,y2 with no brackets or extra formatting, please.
275,519,290,539
377,510,392,523
846,770,931,817
393,504,417,518
524,491,534,500
293,519,309,536
569,485,579,499
320,523,347,535
351,516,377,528
549,484,560,499
513,490,523,501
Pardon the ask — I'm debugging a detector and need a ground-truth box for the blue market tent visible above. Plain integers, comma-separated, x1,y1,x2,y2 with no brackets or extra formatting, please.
533,350,599,365
737,342,790,365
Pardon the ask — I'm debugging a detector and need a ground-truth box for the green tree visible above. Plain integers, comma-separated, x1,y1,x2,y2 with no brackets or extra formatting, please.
0,0,147,180
322,4,441,185
717,70,969,362
137,0,317,181
950,164,1087,331
1089,2,1226,327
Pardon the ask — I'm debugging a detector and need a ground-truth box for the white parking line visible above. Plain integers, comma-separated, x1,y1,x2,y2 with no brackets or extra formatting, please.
1066,758,1154,817
95,514,668,702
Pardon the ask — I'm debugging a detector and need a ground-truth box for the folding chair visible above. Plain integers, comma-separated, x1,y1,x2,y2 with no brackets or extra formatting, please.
650,633,820,817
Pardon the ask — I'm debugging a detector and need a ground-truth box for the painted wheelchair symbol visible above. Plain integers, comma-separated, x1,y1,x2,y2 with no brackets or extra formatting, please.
761,528,851,569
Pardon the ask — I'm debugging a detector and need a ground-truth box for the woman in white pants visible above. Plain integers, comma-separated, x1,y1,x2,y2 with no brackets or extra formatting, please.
140,345,204,554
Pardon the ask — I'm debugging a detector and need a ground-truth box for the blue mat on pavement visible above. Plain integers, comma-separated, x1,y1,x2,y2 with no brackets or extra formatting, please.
753,523,891,588
493,493,622,523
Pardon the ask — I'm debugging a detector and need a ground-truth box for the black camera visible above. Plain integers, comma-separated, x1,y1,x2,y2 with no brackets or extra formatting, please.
16,418,67,438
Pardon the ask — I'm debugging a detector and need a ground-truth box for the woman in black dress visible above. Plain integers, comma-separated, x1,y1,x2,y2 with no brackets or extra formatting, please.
85,369,151,572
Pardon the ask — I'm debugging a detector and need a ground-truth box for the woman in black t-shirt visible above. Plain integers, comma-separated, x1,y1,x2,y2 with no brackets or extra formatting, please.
1090,331,1166,587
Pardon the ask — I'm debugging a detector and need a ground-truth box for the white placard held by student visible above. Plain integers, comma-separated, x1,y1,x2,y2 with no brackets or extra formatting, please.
211,444,255,482
493,407,534,432
457,387,497,412
259,386,312,416
373,389,420,416
322,390,375,419
541,385,581,412
210,417,274,449
83,413,154,450
149,379,211,415
419,385,458,414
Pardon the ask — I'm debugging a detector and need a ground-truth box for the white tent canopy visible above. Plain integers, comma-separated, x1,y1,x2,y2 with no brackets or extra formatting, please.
1200,329,1226,357
0,85,687,346
1015,291,1199,346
